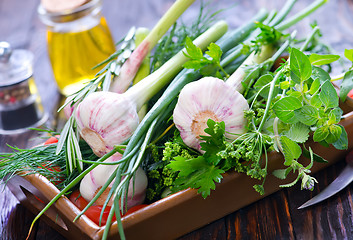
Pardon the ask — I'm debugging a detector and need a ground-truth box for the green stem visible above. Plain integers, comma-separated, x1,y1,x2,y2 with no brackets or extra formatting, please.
124,20,228,110
28,146,120,237
299,26,320,51
276,0,328,31
257,70,283,133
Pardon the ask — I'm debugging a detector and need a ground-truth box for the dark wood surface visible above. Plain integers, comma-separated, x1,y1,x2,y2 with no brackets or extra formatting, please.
1,0,353,239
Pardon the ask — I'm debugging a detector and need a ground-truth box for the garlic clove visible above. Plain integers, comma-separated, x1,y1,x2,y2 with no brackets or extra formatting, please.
75,91,140,157
79,153,148,208
173,77,249,151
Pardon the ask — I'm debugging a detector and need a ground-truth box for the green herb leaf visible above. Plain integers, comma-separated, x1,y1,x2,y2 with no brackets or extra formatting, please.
319,81,339,109
309,53,340,66
253,74,274,99
313,126,329,142
339,70,353,102
309,78,320,94
290,48,312,83
325,124,342,144
332,125,348,150
296,105,319,126
311,66,331,83
302,144,328,163
284,122,310,143
280,135,302,166
344,49,353,62
273,167,292,180
168,156,224,198
273,96,302,124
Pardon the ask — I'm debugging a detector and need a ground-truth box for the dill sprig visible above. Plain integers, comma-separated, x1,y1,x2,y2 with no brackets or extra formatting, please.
150,1,221,72
0,141,97,190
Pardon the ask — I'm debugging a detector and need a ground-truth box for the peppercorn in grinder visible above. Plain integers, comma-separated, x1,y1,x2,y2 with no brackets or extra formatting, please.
0,41,48,134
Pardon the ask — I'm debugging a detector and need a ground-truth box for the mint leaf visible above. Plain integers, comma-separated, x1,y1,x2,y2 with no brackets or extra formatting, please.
325,124,342,144
273,96,302,123
344,49,353,62
328,108,343,124
319,81,339,109
280,136,302,166
302,145,328,163
332,125,348,150
310,93,322,108
284,122,310,143
313,126,329,142
290,48,312,83
273,167,292,180
296,105,319,126
309,78,320,94
254,74,274,99
339,70,353,102
311,66,331,83
309,53,340,66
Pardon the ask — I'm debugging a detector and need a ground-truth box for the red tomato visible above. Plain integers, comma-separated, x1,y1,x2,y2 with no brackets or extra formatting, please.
85,205,116,226
44,136,59,145
38,162,63,184
348,88,353,99
69,190,88,210
69,190,117,226
123,204,148,217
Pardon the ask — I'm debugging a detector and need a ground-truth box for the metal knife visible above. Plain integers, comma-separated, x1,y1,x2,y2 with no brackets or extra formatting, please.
298,150,353,209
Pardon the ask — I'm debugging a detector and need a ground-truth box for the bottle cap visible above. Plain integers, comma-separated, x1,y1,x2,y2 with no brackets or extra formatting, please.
0,41,33,87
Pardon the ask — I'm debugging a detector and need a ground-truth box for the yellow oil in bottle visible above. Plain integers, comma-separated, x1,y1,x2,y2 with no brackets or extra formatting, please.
47,17,116,96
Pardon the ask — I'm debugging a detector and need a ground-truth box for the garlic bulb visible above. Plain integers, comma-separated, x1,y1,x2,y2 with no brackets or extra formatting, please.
75,21,228,157
75,92,139,157
79,153,148,209
173,77,249,151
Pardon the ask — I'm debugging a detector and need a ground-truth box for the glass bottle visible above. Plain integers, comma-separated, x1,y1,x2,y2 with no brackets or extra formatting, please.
38,0,116,96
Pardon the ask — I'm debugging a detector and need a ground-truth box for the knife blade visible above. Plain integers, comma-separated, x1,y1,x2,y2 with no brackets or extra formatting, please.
298,163,353,209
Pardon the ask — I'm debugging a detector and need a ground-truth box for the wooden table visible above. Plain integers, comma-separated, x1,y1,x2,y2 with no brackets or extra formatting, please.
1,0,353,239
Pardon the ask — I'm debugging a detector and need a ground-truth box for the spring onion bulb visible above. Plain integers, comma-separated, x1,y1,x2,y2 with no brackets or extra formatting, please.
75,21,228,157
110,0,196,94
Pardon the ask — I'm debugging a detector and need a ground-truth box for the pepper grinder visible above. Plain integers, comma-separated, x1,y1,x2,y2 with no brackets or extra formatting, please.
0,41,48,134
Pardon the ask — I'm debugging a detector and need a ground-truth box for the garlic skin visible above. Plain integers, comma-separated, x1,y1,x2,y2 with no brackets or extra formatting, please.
173,77,249,151
75,91,139,157
79,153,148,209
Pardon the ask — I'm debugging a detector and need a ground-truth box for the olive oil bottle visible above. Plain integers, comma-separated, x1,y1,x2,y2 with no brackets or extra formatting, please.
38,0,116,96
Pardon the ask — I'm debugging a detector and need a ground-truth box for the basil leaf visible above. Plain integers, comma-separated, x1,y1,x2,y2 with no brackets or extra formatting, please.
320,81,339,109
309,53,340,66
273,96,302,124
339,70,353,102
290,48,312,83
